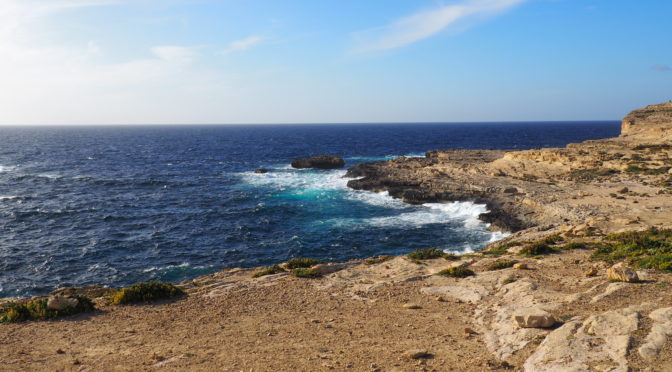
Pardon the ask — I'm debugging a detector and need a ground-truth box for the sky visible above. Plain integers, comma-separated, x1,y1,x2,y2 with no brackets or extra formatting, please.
0,0,670,125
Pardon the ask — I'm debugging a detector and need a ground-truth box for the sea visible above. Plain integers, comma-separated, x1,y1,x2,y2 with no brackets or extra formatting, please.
0,122,620,298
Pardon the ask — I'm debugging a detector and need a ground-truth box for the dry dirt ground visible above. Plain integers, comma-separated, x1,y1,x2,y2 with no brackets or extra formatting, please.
1,247,672,372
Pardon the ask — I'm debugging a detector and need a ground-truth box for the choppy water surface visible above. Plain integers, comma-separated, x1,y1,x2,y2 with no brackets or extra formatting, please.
0,122,620,297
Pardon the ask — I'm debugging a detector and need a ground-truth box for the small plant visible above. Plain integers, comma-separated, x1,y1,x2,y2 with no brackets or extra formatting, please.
443,253,460,261
519,242,555,256
109,282,184,305
436,266,475,278
502,277,517,285
285,258,321,269
364,255,393,265
558,242,589,250
0,296,94,323
542,235,564,245
407,248,446,260
487,260,518,271
291,268,322,278
253,265,286,278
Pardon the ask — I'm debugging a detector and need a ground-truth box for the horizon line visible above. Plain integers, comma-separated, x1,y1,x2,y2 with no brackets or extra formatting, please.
0,119,621,127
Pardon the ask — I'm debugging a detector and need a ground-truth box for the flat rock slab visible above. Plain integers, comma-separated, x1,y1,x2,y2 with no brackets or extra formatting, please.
639,307,672,360
524,305,647,372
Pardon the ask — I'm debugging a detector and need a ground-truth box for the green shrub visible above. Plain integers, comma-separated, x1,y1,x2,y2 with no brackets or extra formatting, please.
285,258,321,269
253,265,286,278
591,228,672,271
0,296,94,323
542,235,564,245
487,260,518,271
436,266,475,278
110,282,184,305
558,242,589,250
291,268,322,278
519,242,555,256
407,248,446,260
364,255,393,265
443,253,460,261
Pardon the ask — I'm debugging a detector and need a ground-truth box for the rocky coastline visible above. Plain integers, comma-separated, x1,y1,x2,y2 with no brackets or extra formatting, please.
2,102,672,371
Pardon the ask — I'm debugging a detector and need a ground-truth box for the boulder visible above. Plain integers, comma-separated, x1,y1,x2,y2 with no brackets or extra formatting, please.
291,155,345,169
513,263,528,270
47,295,79,311
513,308,556,328
607,262,639,283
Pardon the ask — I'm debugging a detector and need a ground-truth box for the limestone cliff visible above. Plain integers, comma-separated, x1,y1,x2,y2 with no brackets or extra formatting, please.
621,101,672,139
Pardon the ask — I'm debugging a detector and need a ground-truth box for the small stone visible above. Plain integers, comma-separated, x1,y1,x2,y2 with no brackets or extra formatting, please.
56,349,65,354
464,327,478,335
402,349,429,360
402,303,422,309
513,308,556,328
435,296,445,302
607,263,640,283
618,187,629,194
584,267,598,277
513,263,528,270
47,295,79,311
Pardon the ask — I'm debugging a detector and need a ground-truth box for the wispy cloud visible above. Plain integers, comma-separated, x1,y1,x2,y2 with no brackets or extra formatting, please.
352,0,526,52
151,45,199,65
222,35,264,55
653,64,672,72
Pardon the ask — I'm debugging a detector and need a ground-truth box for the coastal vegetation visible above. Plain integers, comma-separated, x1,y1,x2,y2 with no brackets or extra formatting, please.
591,228,672,271
0,296,94,323
487,260,518,271
291,268,322,278
364,255,394,265
109,282,184,305
436,266,475,278
285,258,322,269
253,265,286,278
407,248,448,260
519,242,556,257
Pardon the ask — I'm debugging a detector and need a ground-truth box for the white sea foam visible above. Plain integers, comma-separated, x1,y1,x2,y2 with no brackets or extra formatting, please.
0,195,19,201
0,165,16,173
239,169,348,192
239,166,507,245
143,262,191,273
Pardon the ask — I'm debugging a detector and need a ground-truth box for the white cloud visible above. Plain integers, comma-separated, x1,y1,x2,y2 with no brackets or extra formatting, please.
352,0,526,52
222,35,263,54
151,45,198,64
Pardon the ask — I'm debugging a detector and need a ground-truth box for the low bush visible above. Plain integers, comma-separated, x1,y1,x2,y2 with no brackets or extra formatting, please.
109,282,184,305
436,266,475,278
285,258,321,269
364,255,393,265
291,268,322,278
487,260,518,271
0,296,94,323
519,242,555,256
407,248,446,260
253,265,286,278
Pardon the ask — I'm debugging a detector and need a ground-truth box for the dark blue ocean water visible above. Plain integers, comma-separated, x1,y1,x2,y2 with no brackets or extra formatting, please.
0,122,620,298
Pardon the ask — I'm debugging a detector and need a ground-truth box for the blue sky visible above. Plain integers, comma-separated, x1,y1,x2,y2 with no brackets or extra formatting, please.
0,0,670,124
